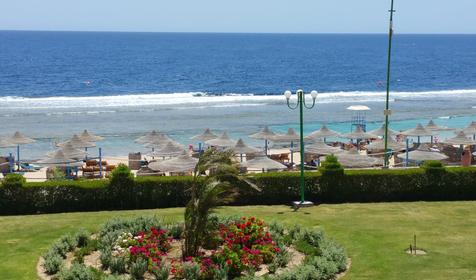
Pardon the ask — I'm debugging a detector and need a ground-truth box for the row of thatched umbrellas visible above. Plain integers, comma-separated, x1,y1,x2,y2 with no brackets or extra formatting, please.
127,119,476,172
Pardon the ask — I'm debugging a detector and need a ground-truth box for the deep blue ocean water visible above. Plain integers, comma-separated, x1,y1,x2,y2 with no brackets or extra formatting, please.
1,31,476,97
0,31,475,159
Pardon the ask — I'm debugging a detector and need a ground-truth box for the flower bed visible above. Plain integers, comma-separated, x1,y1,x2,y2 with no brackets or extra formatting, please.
39,215,348,280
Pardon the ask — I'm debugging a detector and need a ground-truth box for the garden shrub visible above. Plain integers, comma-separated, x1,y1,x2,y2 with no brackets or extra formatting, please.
319,154,344,176
57,263,100,280
43,251,63,275
2,167,476,215
109,256,127,274
421,160,445,175
75,228,91,248
151,265,170,280
1,173,26,188
130,257,148,279
108,164,135,209
42,216,348,280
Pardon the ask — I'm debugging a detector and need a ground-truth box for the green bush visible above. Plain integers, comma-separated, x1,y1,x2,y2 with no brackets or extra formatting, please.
130,257,148,279
2,173,26,188
421,160,445,174
75,228,91,248
319,154,344,176
1,167,476,215
99,248,112,270
110,256,127,274
151,265,170,280
58,263,99,280
42,251,63,275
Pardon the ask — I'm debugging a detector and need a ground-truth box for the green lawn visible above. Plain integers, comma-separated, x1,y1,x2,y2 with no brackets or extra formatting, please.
1,202,476,280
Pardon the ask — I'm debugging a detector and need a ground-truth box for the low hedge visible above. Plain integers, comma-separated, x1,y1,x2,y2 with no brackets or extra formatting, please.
1,167,476,215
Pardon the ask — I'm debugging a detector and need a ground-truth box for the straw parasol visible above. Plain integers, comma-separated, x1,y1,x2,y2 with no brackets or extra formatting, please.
401,123,434,137
442,131,476,146
9,131,36,145
368,123,398,137
271,128,300,143
401,123,434,143
135,130,170,144
231,139,261,155
425,120,454,132
37,150,81,166
249,126,276,140
146,141,185,157
148,152,198,173
367,138,407,152
292,141,344,155
305,125,340,141
205,132,236,148
58,135,96,149
334,149,381,168
80,130,104,142
463,121,476,139
0,138,16,148
47,143,86,159
142,133,175,149
241,154,287,171
397,145,448,162
341,126,378,140
249,126,277,154
9,132,36,171
190,128,218,142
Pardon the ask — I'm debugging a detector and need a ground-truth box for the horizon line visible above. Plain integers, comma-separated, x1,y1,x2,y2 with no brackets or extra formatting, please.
1,29,475,36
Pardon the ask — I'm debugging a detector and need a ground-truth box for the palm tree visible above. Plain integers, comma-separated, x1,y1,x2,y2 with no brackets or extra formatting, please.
182,149,240,258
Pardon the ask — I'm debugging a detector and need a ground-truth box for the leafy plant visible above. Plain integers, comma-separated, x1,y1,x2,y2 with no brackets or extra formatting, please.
183,149,240,258
109,256,127,274
57,263,99,280
421,160,445,175
75,228,91,248
130,257,148,280
319,154,344,176
151,264,170,280
42,251,63,275
1,173,25,188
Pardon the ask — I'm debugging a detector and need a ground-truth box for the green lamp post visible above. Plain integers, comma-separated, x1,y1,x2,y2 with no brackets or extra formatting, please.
285,89,318,208
383,0,396,168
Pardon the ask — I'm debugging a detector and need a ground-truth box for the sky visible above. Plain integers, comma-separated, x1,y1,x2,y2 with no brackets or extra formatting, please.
0,0,475,34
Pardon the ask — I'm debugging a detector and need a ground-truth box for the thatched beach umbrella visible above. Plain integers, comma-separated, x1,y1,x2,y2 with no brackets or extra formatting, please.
190,128,218,152
148,152,198,173
80,130,104,142
271,128,300,143
249,126,277,155
47,143,86,160
0,138,16,148
58,135,96,149
37,150,81,167
305,125,340,142
241,154,287,172
231,138,260,162
9,132,36,171
368,123,398,137
293,141,344,155
135,130,170,144
146,141,186,158
191,128,218,142
341,126,378,140
425,120,453,132
334,149,381,168
367,138,407,152
463,121,476,140
397,148,448,162
231,139,260,155
205,132,236,148
443,131,476,146
401,123,434,144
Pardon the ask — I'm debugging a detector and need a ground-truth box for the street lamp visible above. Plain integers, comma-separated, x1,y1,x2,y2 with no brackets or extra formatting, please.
285,89,318,208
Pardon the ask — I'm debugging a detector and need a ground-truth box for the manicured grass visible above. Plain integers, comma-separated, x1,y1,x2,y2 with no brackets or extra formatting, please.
1,202,476,279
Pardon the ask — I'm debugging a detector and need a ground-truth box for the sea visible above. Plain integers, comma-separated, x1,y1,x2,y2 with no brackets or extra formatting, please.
0,31,475,159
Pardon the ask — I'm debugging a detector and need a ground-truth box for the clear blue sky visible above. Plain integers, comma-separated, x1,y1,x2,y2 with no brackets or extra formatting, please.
1,0,475,34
